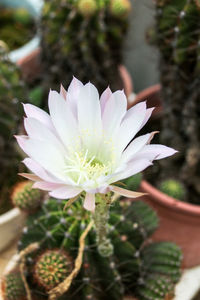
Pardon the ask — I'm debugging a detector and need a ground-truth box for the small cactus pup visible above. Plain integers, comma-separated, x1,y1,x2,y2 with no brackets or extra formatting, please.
159,179,186,201
1,271,26,300
11,181,45,212
0,44,27,214
16,78,177,259
18,197,182,300
40,0,131,98
33,249,73,291
153,0,200,203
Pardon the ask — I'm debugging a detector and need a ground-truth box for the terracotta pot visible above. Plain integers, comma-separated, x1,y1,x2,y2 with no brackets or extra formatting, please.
140,180,200,268
17,48,133,98
134,85,200,268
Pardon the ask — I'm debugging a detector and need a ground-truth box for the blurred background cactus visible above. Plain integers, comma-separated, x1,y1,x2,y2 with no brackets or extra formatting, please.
153,0,200,203
11,181,44,213
0,44,27,214
159,179,186,201
0,5,36,51
16,197,182,300
40,0,131,98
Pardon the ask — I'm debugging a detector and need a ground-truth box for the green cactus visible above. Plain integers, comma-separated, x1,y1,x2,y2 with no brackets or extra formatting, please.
153,0,200,203
33,249,73,290
0,6,35,51
17,198,181,300
1,272,26,300
40,0,130,99
120,173,142,192
11,181,44,212
0,45,27,214
159,179,186,201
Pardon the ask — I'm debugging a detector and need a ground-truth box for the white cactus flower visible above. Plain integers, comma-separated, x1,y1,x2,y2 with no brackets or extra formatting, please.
16,77,176,211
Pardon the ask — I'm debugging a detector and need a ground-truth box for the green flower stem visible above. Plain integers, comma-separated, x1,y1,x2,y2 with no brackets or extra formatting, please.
92,193,113,257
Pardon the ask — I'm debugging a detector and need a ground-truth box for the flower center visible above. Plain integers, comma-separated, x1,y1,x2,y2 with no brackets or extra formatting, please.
64,149,111,185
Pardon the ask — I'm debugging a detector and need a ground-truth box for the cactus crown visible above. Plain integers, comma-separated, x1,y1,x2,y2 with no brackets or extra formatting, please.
34,249,73,290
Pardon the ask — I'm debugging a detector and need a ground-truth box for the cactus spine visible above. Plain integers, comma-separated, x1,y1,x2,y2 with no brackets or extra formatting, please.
41,0,130,98
33,249,73,290
17,198,182,300
154,0,200,203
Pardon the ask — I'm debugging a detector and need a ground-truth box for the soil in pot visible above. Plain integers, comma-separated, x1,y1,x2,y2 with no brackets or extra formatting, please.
0,6,36,51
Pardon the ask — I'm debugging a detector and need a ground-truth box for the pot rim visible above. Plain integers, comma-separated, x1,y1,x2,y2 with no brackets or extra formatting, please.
0,208,21,225
141,180,200,216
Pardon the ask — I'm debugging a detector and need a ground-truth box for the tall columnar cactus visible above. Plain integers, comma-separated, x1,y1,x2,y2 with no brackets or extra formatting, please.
0,45,27,213
17,197,182,300
154,0,200,202
40,0,130,97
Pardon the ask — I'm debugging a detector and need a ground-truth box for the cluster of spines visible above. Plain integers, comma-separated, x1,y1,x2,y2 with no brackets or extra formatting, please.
17,197,182,300
33,249,73,290
40,0,130,99
11,181,43,212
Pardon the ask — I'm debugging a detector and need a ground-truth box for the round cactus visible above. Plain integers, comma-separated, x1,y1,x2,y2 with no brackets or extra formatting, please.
159,179,186,201
33,249,73,290
77,0,98,17
110,0,131,18
1,272,26,300
18,198,181,300
11,181,43,212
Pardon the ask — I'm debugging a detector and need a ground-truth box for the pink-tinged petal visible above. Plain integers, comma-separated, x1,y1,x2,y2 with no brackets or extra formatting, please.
15,135,29,153
49,186,82,199
121,132,158,164
18,138,68,181
110,185,146,198
117,101,147,153
18,173,41,181
24,117,66,154
32,181,64,191
23,103,54,132
138,144,178,160
140,107,155,130
23,158,64,183
109,159,153,183
48,90,79,149
83,193,95,211
67,77,83,117
60,84,67,99
77,82,102,152
100,86,112,115
102,90,127,138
